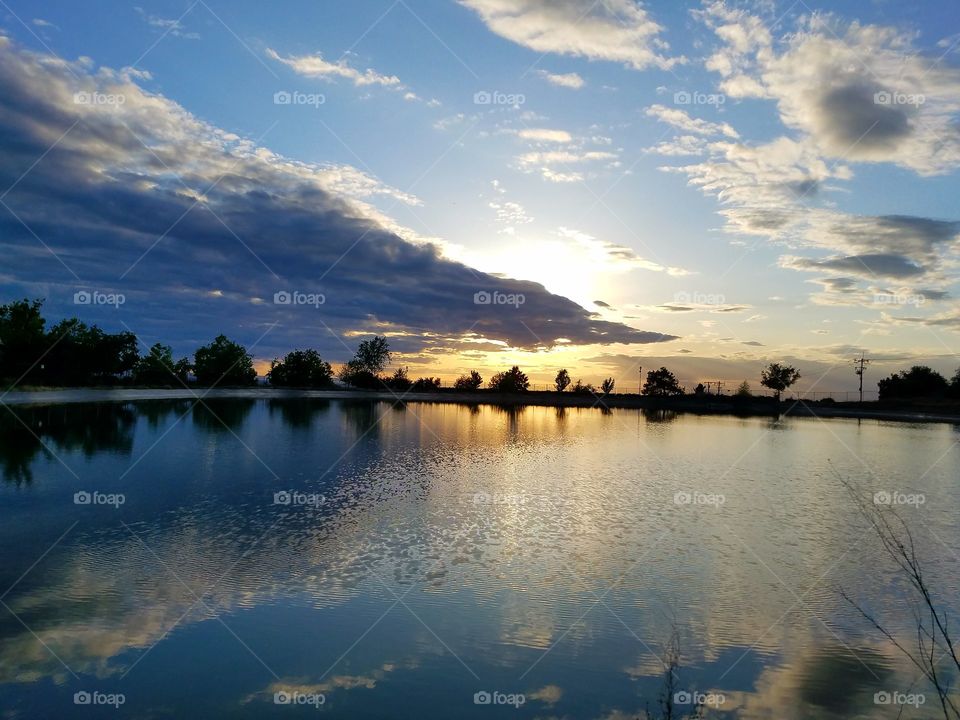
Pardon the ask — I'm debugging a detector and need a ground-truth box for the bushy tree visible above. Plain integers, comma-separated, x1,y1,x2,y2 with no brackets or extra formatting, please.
453,370,483,391
600,377,615,395
134,343,177,385
352,336,391,374
572,379,596,395
267,349,333,388
489,366,529,392
383,366,412,391
340,336,391,387
878,366,949,400
173,357,193,383
555,369,571,392
694,383,706,396
45,319,138,385
760,363,801,402
0,299,47,383
193,335,256,386
642,367,683,397
411,377,441,392
736,380,751,397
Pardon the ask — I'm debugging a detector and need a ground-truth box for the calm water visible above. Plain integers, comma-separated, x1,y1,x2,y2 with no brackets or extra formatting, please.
0,397,958,719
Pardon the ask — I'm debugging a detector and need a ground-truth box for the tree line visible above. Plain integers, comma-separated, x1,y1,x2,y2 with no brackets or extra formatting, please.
2,299,958,400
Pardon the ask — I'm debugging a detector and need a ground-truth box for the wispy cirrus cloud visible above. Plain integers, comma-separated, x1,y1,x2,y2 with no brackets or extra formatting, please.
645,104,739,139
134,6,200,40
266,48,402,88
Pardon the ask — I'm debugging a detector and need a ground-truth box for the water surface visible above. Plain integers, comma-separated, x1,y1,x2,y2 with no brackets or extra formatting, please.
0,398,957,718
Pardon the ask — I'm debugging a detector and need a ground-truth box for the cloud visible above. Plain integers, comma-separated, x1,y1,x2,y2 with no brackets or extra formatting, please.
655,303,750,313
645,135,707,157
459,0,682,70
515,128,573,143
662,133,959,294
557,228,690,277
887,308,960,329
134,7,200,40
645,104,739,138
534,70,585,89
515,148,619,183
488,199,532,235
267,48,402,88
0,37,677,358
697,4,960,174
780,254,927,280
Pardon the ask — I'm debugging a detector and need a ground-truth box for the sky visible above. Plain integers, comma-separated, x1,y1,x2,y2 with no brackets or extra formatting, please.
1,0,958,393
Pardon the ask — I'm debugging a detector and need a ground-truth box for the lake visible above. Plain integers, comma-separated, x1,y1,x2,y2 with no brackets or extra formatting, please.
0,396,957,718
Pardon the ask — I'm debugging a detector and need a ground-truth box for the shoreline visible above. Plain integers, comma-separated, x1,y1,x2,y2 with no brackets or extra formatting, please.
2,387,959,425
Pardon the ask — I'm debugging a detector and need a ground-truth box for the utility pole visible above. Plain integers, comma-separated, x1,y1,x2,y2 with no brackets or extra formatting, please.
854,352,871,403
716,381,725,396
638,366,642,395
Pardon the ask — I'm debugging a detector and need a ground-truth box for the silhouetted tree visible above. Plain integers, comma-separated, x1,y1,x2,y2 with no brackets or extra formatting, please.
0,298,47,384
694,383,706,396
411,377,441,392
172,357,193,383
267,349,333,388
489,366,530,392
736,380,751,397
352,336,391,374
193,335,256,386
384,366,412,391
453,370,483,390
877,365,950,400
134,343,178,385
340,335,391,386
571,379,596,395
952,367,960,399
45,319,138,385
642,367,683,397
760,362,800,402
600,377,615,395
555,369,571,392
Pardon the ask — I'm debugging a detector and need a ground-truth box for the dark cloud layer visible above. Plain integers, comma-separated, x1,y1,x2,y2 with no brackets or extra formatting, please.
0,38,676,361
